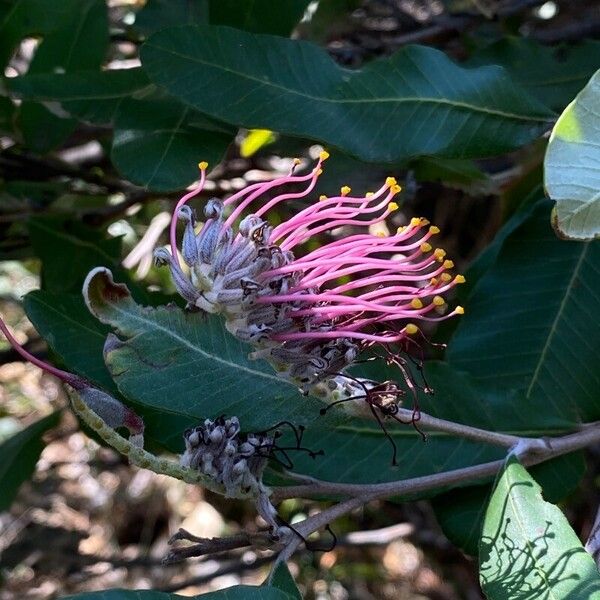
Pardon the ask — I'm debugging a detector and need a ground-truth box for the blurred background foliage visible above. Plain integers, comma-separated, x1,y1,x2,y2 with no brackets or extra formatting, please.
1,0,599,598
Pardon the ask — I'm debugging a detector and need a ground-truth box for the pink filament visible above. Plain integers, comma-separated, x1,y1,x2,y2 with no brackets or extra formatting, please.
0,315,83,387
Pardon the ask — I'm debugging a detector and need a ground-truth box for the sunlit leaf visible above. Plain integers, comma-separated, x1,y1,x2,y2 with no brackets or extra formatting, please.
479,456,600,599
545,69,600,240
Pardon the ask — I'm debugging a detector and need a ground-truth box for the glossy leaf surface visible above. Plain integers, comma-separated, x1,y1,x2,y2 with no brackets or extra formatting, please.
141,26,553,163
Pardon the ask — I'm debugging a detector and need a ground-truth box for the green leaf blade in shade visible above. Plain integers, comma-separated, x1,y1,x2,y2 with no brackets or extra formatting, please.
60,586,295,600
140,26,553,164
111,94,233,191
447,199,600,423
208,0,311,36
479,456,600,599
9,70,234,190
134,0,208,37
8,68,153,125
23,290,192,453
544,69,600,241
0,411,61,511
17,0,109,153
468,37,600,112
265,563,302,599
0,0,76,68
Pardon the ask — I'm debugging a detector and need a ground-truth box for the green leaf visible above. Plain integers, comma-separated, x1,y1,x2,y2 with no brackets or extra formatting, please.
23,290,191,452
80,267,586,488
61,587,294,600
8,68,153,125
479,456,600,599
208,0,310,36
265,563,302,599
112,92,232,191
28,217,125,295
544,69,600,241
141,26,553,164
24,291,116,392
410,156,488,186
135,0,309,37
0,0,75,68
16,0,109,153
83,266,327,432
135,0,208,37
447,199,600,423
0,95,16,133
0,411,60,511
432,452,585,556
9,70,234,190
468,37,600,112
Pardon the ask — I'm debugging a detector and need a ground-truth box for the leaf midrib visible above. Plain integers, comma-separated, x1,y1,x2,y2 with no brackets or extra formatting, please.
505,468,559,599
110,301,287,387
145,43,552,124
525,243,589,399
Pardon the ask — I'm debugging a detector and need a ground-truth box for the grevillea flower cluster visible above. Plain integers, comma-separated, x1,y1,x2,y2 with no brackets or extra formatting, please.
156,153,464,406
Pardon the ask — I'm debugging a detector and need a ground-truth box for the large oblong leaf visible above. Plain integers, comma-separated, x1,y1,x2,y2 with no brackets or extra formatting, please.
111,93,232,190
61,586,295,599
0,411,61,511
447,199,600,423
140,25,553,164
468,37,600,112
545,69,600,240
480,456,600,599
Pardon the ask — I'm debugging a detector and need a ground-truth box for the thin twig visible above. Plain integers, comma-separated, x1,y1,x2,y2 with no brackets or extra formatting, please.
164,528,273,564
273,423,600,501
397,407,521,448
585,505,600,569
273,423,600,562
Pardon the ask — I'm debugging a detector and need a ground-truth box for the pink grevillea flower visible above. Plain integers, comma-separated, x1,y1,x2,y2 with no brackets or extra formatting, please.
155,152,464,404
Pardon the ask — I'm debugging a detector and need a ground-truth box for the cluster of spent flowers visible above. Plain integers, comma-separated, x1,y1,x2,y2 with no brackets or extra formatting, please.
181,416,272,497
181,416,288,538
156,153,464,407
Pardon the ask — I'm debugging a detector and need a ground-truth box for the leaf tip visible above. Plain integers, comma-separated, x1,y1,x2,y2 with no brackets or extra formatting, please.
83,267,132,320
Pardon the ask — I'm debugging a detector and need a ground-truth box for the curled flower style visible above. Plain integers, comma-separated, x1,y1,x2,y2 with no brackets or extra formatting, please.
156,153,465,407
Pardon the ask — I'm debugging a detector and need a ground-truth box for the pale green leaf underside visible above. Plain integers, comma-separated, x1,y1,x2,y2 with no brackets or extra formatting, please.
545,69,600,240
480,457,600,599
